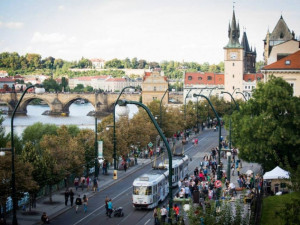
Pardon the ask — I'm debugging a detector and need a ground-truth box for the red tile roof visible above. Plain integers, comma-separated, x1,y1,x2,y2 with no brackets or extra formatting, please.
77,76,109,81
0,77,15,82
106,78,126,82
185,72,224,85
263,50,300,70
243,73,264,82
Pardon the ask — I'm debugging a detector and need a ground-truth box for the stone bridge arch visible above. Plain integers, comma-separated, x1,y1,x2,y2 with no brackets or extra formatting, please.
19,96,53,114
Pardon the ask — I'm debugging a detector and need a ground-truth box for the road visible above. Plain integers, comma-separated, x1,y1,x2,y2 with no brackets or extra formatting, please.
51,129,222,225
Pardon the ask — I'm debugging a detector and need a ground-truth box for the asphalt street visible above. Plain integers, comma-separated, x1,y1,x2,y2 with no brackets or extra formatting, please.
51,129,223,225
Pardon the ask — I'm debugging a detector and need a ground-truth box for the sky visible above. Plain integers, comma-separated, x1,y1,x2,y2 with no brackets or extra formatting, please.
0,0,299,64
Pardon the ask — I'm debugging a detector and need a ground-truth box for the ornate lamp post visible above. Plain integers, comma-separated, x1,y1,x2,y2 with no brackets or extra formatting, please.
117,99,173,222
112,86,135,177
10,85,45,225
193,93,222,180
159,89,168,128
236,91,247,101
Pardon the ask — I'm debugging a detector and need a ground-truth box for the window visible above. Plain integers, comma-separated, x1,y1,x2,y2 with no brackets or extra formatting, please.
207,76,212,81
232,74,235,78
198,77,202,80
285,60,291,65
188,76,192,80
154,86,156,91
133,186,152,195
232,86,235,90
233,63,235,66
153,97,157,100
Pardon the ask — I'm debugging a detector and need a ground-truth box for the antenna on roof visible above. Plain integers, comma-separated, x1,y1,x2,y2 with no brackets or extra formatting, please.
233,1,236,10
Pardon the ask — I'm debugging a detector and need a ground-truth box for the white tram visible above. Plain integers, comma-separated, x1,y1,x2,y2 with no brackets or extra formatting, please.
163,155,189,187
132,170,169,209
132,155,189,209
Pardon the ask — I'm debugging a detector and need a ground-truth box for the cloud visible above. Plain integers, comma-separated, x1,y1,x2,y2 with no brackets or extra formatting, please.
58,5,65,11
0,21,23,29
31,32,67,43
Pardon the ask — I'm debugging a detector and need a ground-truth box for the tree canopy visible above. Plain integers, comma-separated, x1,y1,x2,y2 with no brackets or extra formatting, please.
230,77,300,171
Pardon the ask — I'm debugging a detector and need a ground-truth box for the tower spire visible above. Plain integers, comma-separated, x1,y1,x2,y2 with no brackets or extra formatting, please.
225,9,242,48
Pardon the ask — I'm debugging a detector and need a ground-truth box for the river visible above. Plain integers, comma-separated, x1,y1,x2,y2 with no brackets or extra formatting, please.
1,103,138,136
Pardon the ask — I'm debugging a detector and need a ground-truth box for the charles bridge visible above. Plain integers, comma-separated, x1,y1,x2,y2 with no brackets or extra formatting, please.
0,92,183,116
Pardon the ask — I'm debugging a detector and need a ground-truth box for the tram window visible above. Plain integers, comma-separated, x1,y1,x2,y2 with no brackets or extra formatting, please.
133,186,152,195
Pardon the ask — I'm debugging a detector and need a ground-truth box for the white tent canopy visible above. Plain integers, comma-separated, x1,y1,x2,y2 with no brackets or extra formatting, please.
263,166,290,180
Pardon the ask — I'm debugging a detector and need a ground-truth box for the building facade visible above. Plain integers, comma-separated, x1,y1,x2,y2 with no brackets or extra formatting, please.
141,71,169,105
262,50,300,96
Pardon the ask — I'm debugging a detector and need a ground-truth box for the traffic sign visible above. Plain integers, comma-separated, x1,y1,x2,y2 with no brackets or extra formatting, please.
148,142,153,147
214,180,222,188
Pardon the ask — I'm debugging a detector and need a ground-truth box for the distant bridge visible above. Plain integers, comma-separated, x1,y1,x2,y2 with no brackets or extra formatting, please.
0,92,141,116
0,91,183,116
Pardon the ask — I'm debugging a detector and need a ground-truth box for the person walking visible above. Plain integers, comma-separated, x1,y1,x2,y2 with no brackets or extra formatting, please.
64,189,69,206
124,162,127,172
81,177,86,191
69,189,74,207
105,196,109,215
74,177,79,191
82,195,88,213
93,177,98,192
173,204,180,221
160,205,167,223
153,207,159,225
75,195,82,213
107,199,113,218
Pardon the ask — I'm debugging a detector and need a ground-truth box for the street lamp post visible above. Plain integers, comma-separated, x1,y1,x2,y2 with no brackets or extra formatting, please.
94,117,99,178
184,88,197,136
117,99,173,221
236,91,247,101
159,89,168,129
227,152,232,182
193,94,222,180
113,86,135,172
221,91,239,153
10,85,42,225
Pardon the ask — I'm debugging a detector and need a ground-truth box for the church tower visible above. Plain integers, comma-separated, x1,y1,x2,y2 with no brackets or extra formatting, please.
224,10,244,97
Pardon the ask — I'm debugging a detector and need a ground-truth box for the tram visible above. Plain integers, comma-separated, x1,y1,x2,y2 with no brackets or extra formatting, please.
163,154,189,187
132,170,169,209
132,155,189,209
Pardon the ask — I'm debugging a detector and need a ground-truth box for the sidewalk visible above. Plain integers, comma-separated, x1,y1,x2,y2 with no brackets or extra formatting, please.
7,158,152,225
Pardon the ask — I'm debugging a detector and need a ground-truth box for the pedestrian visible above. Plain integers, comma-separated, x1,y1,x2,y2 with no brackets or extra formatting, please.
82,194,88,213
64,188,69,206
105,196,109,215
93,177,98,192
231,164,235,176
107,199,113,218
41,212,50,224
173,204,180,221
153,207,159,225
124,162,127,172
75,195,82,213
69,189,74,207
81,177,85,191
86,176,90,191
74,177,79,191
160,205,167,223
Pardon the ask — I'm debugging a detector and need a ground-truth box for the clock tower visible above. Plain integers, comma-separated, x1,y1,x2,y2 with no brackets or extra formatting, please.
224,10,244,98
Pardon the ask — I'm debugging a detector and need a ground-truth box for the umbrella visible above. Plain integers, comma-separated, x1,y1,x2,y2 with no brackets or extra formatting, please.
246,170,253,175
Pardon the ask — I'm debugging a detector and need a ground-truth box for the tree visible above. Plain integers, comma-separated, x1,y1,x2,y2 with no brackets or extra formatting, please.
131,57,138,69
75,129,95,176
230,77,300,171
43,78,61,92
73,84,84,92
22,122,58,152
40,126,85,202
105,58,124,69
138,59,147,69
